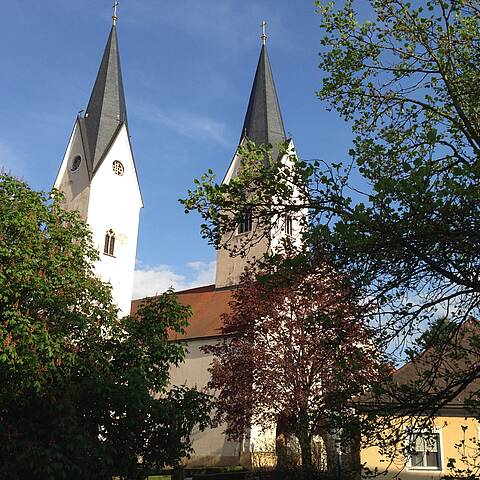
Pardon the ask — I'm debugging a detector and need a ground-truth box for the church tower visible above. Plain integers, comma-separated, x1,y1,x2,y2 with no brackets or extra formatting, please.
54,9,142,317
215,25,304,289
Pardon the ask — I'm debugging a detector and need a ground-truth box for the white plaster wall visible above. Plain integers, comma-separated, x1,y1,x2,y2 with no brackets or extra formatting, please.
170,338,242,465
87,125,142,317
54,121,91,219
270,140,308,254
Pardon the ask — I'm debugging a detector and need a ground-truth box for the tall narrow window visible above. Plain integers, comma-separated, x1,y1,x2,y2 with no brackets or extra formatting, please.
238,209,253,234
104,229,116,256
284,215,293,236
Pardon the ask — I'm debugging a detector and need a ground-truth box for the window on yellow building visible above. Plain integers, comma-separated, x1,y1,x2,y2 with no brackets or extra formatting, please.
409,432,441,470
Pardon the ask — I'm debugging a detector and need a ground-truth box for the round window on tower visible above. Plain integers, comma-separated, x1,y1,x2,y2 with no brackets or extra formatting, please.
70,155,82,172
112,160,124,176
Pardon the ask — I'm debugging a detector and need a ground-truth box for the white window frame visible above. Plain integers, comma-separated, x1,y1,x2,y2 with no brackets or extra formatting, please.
407,427,443,472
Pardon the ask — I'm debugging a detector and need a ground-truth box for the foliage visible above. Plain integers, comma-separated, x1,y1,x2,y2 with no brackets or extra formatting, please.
445,424,480,479
408,316,456,355
0,174,115,394
181,0,480,412
204,259,388,470
181,140,309,258
0,175,212,480
314,0,480,343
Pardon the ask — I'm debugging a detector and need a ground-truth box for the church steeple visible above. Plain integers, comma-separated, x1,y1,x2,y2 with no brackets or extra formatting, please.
83,24,127,172
215,25,294,289
240,31,286,148
54,10,142,318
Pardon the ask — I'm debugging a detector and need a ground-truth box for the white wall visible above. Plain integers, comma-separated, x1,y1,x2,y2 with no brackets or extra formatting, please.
87,125,142,317
270,139,308,254
55,122,142,318
170,338,243,466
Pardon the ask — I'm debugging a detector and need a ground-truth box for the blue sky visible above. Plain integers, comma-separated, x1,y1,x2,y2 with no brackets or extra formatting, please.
0,0,356,297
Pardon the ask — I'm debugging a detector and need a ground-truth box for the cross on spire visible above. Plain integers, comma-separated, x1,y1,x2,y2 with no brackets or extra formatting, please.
112,1,119,26
261,20,267,45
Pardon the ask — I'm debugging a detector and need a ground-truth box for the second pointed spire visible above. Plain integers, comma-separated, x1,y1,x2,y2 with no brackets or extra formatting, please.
240,27,286,150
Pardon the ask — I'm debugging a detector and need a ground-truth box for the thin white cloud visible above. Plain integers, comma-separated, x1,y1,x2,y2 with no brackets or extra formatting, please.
124,1,289,51
132,265,185,299
187,261,216,286
133,260,216,299
132,103,228,146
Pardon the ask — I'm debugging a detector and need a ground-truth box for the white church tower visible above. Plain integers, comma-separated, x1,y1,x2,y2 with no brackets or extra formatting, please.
215,25,304,289
54,9,142,317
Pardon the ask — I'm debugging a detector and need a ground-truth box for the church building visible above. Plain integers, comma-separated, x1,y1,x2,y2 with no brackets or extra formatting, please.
51,9,480,478
131,23,304,468
55,8,301,469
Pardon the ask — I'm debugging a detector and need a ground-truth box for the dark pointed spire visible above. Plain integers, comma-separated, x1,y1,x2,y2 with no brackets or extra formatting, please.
83,24,127,171
240,41,286,149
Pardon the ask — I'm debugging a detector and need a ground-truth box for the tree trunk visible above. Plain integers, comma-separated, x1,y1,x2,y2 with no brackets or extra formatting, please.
299,435,312,470
276,430,288,469
320,430,338,476
343,420,361,480
297,412,313,471
172,466,185,480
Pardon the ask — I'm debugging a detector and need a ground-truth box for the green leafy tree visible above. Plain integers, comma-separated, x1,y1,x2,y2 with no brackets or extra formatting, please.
0,174,212,480
182,0,480,409
181,1,480,472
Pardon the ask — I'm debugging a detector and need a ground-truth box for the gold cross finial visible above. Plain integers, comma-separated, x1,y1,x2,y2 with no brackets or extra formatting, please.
112,1,119,26
261,20,267,45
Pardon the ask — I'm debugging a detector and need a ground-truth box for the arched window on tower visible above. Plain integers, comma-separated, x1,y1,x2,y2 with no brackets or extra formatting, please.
104,229,116,256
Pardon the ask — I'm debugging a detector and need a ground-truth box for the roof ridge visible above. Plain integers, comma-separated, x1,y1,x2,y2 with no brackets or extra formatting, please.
176,284,216,295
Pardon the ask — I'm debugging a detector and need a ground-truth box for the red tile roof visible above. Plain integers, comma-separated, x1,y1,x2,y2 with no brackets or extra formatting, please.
359,318,480,410
391,318,480,408
130,284,234,341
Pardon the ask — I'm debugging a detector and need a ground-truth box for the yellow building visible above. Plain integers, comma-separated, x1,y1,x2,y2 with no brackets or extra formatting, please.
362,414,479,479
361,321,480,479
